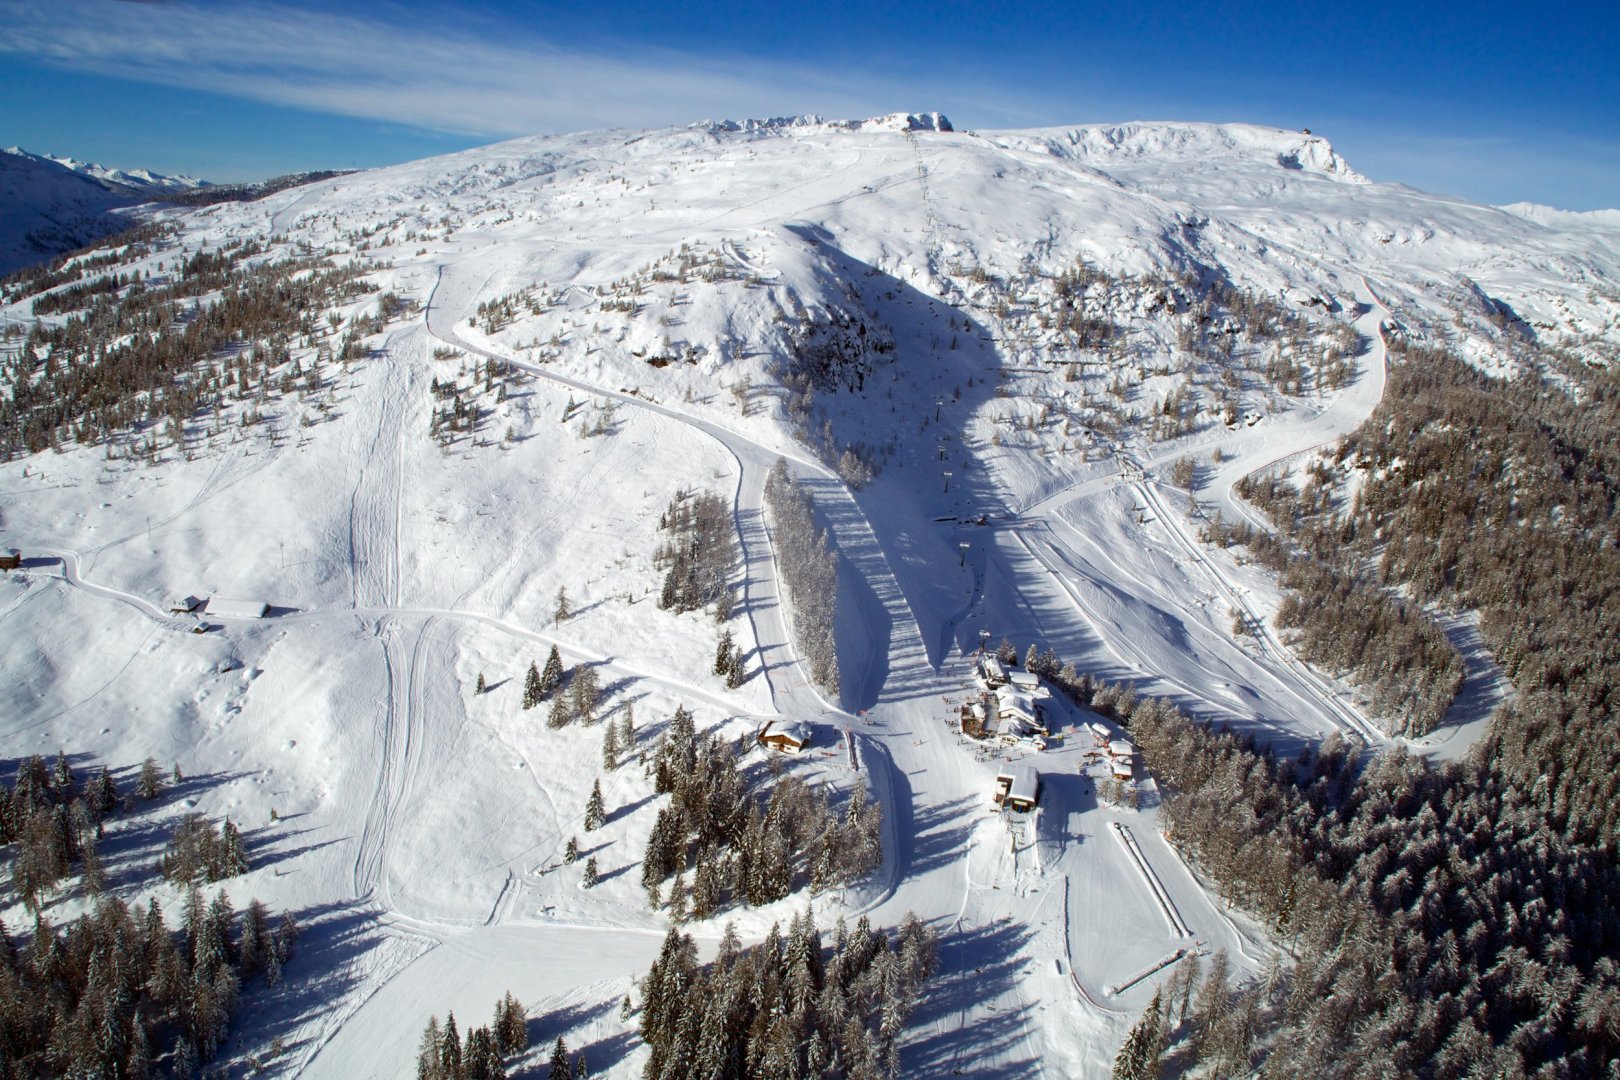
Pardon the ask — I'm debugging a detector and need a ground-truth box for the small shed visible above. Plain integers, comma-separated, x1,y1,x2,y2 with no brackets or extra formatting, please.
1111,754,1135,781
0,550,20,571
758,721,809,754
1005,765,1040,812
1088,722,1111,746
170,595,204,614
204,597,270,619
1108,738,1134,761
1008,670,1040,691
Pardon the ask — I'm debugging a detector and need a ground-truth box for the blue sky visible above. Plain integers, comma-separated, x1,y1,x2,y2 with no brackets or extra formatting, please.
2,0,1615,209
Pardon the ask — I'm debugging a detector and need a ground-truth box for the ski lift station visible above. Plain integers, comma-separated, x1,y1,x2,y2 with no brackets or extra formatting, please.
993,765,1041,812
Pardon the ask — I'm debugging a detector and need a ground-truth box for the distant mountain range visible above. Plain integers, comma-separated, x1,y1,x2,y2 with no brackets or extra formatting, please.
0,147,209,274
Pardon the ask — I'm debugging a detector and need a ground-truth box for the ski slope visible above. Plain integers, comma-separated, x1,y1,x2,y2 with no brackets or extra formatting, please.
1,114,1614,1076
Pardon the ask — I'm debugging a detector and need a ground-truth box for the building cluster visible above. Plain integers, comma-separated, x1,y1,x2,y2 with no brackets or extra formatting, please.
1085,721,1136,780
960,655,1052,749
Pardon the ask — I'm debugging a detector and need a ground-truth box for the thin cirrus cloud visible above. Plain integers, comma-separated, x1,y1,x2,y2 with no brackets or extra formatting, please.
0,0,991,137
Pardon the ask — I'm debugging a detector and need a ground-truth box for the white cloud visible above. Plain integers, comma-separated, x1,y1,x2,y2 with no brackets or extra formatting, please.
0,0,1035,136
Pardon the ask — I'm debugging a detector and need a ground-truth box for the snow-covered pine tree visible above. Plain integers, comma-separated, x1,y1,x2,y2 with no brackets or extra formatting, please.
523,661,542,710
553,587,571,626
668,867,689,922
602,722,620,771
725,646,746,688
584,780,605,832
582,856,598,888
535,648,562,699
564,836,579,864
548,1036,569,1079
475,671,487,695
691,852,719,919
714,628,733,676
439,1013,462,1078
221,818,249,876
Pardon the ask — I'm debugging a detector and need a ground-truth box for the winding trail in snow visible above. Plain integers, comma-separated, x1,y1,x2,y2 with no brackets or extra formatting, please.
1006,277,1393,744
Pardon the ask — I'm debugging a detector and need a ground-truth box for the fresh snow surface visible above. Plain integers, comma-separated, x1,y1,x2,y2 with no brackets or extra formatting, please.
2,114,1616,1077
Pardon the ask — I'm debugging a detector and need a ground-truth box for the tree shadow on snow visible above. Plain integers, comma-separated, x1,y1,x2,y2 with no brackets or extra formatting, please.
226,901,388,1068
606,791,657,825
903,919,1043,1078
508,997,627,1077
905,794,978,879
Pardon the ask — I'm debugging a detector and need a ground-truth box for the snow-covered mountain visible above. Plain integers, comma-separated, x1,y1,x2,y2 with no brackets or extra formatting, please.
36,150,208,196
0,146,208,273
1,115,1617,1077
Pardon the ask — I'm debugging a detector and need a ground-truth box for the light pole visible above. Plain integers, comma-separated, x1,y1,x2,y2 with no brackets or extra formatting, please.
935,400,943,422
958,541,970,566
943,470,953,494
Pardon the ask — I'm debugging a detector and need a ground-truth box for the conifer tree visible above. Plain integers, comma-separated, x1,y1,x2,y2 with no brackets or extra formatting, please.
725,646,746,689
476,671,487,695
564,836,579,864
1112,989,1165,1080
714,628,734,676
417,1016,443,1080
540,645,564,696
553,587,571,626
602,722,620,771
548,1035,569,1079
441,1012,462,1078
618,708,635,755
582,856,598,888
138,757,164,801
523,662,542,710
547,691,572,729
570,665,600,725
584,780,605,832
52,750,73,797
494,991,527,1055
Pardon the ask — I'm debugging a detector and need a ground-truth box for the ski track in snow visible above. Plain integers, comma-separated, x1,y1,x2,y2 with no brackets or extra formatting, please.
12,215,1368,1080
7,269,1348,1080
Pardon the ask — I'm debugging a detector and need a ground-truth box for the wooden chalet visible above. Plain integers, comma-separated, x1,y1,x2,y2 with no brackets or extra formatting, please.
757,720,809,754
